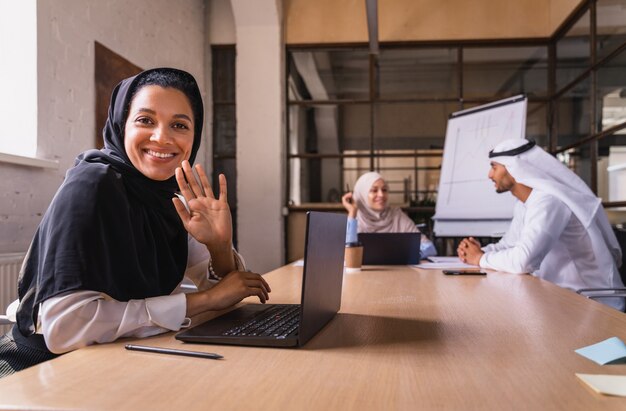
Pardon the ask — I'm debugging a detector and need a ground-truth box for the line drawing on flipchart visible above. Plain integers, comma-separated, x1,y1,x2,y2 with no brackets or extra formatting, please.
434,96,525,231
441,108,519,205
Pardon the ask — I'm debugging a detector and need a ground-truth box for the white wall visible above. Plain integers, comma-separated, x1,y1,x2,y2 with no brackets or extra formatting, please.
209,0,236,44
231,0,285,273
0,0,207,253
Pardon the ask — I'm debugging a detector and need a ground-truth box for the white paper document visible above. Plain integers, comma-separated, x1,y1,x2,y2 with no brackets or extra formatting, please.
413,257,479,270
426,257,466,263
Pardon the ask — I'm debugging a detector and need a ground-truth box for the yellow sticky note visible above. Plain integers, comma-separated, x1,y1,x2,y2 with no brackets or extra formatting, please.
576,373,626,397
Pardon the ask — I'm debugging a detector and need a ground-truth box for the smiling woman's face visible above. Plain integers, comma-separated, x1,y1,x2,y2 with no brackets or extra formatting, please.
367,178,388,211
124,85,194,181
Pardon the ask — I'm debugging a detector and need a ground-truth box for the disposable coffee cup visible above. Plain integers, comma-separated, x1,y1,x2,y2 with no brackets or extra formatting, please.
344,242,363,272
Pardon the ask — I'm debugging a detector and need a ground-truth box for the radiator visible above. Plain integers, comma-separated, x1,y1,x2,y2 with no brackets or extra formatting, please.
0,253,24,334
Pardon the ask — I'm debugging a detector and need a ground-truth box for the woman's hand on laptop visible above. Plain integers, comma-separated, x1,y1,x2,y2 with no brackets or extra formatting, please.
185,271,272,316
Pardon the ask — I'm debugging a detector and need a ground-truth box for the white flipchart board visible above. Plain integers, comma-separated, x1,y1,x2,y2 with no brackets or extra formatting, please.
434,95,527,237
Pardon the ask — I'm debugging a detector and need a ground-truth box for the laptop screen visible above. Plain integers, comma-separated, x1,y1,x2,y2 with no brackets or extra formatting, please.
297,211,347,346
358,232,421,265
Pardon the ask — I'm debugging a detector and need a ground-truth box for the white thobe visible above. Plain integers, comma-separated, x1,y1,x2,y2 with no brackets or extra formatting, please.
19,236,245,354
479,189,625,311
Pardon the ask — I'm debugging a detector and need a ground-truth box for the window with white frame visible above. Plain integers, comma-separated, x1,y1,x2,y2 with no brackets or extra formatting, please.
0,0,37,157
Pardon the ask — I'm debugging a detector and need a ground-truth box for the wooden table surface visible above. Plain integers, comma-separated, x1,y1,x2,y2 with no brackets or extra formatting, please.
1,264,625,410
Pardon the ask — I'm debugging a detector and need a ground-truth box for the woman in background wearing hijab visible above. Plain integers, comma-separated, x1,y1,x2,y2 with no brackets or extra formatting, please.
0,68,270,378
341,172,437,259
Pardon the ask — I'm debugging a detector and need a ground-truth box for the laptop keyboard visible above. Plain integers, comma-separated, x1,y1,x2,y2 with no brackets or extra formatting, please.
221,305,301,339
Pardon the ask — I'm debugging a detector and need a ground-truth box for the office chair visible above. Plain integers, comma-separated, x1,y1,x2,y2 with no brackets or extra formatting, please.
577,226,626,311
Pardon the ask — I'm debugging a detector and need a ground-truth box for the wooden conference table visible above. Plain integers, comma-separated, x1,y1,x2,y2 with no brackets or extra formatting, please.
1,264,626,410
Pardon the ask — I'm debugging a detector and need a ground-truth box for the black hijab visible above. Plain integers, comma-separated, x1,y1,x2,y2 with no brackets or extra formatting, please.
16,68,204,336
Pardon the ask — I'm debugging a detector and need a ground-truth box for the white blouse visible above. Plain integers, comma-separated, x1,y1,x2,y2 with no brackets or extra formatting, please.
37,236,245,354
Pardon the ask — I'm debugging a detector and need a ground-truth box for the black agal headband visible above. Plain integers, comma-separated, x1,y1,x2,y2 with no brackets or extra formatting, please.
489,140,536,158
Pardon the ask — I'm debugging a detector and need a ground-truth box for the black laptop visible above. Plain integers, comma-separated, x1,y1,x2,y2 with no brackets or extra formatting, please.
176,211,347,348
358,232,421,265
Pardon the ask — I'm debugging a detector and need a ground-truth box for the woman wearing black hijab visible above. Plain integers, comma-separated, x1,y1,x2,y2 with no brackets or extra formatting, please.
0,68,270,378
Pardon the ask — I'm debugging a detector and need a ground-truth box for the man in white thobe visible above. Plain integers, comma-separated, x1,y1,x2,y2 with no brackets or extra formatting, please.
458,138,625,311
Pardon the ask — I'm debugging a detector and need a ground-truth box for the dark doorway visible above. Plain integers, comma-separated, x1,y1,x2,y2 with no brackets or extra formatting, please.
95,41,142,148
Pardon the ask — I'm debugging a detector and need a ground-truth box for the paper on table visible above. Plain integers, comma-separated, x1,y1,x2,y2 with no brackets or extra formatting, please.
414,262,479,270
413,258,479,270
291,259,304,267
575,337,626,365
426,256,465,263
576,374,626,397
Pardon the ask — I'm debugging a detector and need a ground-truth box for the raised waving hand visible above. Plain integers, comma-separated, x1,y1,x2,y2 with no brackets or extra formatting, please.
172,160,232,250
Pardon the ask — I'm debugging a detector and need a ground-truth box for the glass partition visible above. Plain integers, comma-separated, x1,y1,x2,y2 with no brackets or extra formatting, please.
289,157,344,204
285,1,626,215
598,143,626,203
289,49,370,101
378,48,458,99
597,47,626,132
596,0,626,61
463,46,549,99
557,144,592,188
288,103,371,154
597,45,626,204
342,150,442,205
527,102,549,148
374,102,456,150
556,74,591,148
556,9,591,91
